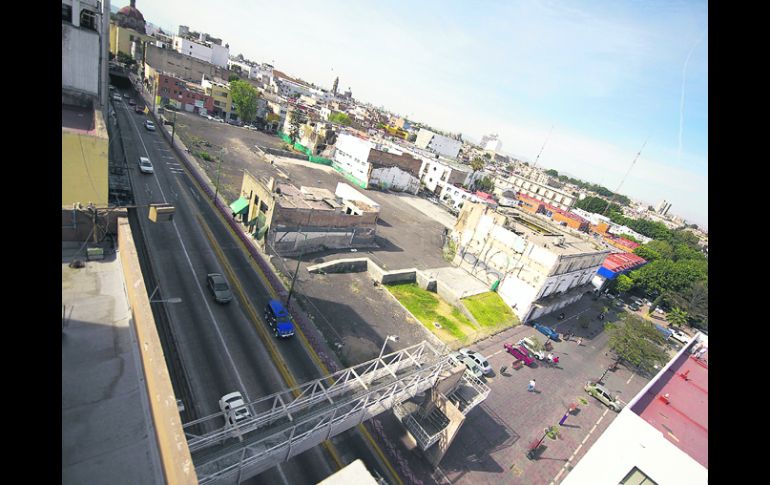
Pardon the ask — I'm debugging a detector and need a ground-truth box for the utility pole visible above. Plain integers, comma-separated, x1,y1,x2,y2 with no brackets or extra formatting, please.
286,209,314,308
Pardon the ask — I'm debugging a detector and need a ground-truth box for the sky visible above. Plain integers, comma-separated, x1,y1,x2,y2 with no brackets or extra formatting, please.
132,0,708,229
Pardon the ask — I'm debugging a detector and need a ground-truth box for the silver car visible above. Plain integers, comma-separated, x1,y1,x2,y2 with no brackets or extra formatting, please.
207,273,233,303
458,348,492,375
450,351,484,378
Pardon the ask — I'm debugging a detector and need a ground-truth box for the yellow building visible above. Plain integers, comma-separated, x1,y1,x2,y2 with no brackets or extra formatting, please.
62,105,109,208
202,78,233,120
109,22,152,58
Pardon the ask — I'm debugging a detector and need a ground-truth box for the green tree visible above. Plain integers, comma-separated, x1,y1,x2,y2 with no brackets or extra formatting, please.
229,79,260,123
615,274,634,294
471,157,485,172
633,245,660,262
667,307,688,328
669,281,708,326
545,169,559,177
288,109,307,145
329,111,351,125
606,314,669,375
476,176,494,192
228,73,241,82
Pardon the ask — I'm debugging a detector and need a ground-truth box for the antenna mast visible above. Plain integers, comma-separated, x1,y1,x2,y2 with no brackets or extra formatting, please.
532,125,554,169
602,137,649,216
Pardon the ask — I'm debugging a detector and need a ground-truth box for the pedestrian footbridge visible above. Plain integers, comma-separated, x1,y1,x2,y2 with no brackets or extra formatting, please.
185,341,489,484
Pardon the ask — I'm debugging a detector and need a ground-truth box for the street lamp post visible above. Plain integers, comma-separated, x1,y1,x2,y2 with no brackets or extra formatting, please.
170,109,178,145
286,232,309,308
214,156,223,201
379,335,399,360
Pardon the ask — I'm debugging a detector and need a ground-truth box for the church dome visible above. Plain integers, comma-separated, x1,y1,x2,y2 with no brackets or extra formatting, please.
116,1,146,34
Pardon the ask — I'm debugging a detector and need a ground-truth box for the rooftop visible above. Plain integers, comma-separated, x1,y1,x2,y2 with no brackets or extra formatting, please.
631,342,708,468
62,246,164,484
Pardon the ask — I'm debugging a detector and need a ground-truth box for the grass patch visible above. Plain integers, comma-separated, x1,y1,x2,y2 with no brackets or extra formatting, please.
462,292,519,328
386,283,475,341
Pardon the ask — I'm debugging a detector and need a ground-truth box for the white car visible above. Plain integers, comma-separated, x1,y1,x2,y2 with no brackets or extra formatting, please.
144,120,156,131
670,329,692,345
219,392,252,426
518,337,545,360
112,93,121,101
449,352,483,379
458,348,492,375
138,156,154,174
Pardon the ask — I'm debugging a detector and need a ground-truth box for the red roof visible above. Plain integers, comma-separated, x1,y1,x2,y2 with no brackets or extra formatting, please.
605,234,640,249
474,191,495,201
602,252,646,272
632,346,708,468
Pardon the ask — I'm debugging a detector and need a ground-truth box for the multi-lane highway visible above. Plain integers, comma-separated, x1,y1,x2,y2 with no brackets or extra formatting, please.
111,90,390,484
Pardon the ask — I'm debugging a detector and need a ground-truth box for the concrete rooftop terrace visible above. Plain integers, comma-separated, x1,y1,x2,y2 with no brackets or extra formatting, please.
502,208,607,256
631,342,709,468
62,245,164,484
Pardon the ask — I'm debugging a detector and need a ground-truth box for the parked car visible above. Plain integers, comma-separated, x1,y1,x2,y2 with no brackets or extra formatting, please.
670,329,692,345
533,323,560,341
584,382,623,412
206,273,233,303
458,348,492,375
123,93,130,99
654,323,673,340
134,105,145,114
450,351,484,379
112,93,121,101
503,343,535,366
138,156,154,174
128,98,136,106
629,302,641,311
219,392,252,426
144,120,156,131
244,124,257,130
518,337,545,360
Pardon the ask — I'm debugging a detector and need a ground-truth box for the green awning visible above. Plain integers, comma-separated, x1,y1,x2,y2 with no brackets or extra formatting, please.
230,197,249,215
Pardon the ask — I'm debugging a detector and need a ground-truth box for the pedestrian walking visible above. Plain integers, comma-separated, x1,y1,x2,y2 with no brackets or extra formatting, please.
528,379,536,392
576,337,583,346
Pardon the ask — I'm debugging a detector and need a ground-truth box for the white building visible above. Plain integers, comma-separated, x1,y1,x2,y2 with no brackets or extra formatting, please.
656,199,672,216
415,128,462,159
62,0,110,110
172,36,229,68
420,158,474,193
228,57,259,78
332,133,424,193
333,133,374,189
453,203,609,322
479,133,502,154
493,172,576,210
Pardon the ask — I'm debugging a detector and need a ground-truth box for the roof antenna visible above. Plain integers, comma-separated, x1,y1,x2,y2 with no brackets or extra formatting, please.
602,137,649,216
532,125,554,169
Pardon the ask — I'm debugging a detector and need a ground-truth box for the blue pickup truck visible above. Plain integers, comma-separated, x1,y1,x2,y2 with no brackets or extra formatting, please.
264,299,295,338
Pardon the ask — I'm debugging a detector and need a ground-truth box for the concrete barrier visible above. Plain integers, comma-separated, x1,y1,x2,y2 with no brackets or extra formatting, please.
117,217,197,485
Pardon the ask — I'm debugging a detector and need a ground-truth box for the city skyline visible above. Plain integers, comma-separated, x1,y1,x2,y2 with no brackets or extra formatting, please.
135,0,708,229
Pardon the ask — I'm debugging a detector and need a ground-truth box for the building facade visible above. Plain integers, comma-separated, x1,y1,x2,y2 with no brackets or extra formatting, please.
493,172,576,210
452,203,609,322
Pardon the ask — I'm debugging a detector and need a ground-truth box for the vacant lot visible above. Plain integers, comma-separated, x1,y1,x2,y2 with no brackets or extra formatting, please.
386,283,477,342
462,291,519,328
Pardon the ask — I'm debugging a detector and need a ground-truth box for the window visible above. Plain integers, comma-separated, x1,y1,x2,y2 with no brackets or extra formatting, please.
62,4,72,22
619,467,659,485
80,9,96,31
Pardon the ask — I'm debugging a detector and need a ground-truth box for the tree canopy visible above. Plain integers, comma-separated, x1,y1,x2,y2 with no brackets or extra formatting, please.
606,314,669,376
329,111,351,125
229,80,259,122
471,157,485,172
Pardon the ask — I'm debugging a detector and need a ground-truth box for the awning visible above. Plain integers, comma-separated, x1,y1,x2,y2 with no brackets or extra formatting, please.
229,197,249,215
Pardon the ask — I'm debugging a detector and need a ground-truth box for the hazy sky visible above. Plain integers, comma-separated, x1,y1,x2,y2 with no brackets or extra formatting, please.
133,0,708,228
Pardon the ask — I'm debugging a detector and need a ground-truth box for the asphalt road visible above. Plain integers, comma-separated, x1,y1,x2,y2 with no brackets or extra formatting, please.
115,90,343,485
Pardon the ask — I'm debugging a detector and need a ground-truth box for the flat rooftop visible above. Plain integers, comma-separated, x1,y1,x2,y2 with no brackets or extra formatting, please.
62,245,164,484
502,208,607,256
630,344,709,468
